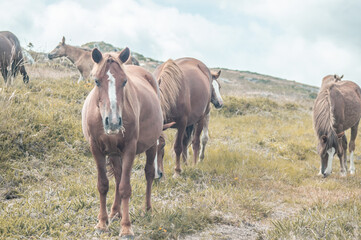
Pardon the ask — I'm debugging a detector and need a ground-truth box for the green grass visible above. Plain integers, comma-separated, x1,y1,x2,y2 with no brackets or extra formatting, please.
0,65,361,239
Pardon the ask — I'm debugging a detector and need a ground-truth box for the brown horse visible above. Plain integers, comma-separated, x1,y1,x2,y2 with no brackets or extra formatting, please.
0,31,29,84
82,47,163,237
182,70,224,163
153,57,213,177
321,74,343,87
313,75,361,177
48,37,139,83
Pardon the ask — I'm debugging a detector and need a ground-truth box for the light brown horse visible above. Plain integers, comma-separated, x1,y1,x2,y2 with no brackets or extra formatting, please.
0,31,29,84
82,47,163,237
153,57,213,177
48,37,139,83
182,70,224,163
313,75,361,177
321,74,343,87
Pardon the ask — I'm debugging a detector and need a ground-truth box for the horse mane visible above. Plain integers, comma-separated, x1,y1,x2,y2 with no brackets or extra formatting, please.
158,59,183,120
313,84,339,152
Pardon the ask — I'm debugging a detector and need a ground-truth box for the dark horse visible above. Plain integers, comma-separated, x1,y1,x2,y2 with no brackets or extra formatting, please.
153,57,215,177
313,75,361,177
49,36,139,83
82,47,163,237
0,31,29,84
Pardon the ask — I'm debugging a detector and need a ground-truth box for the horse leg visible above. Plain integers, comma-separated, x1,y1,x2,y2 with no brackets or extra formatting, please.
199,113,210,161
182,125,193,165
155,134,165,179
90,144,109,231
349,121,359,175
119,142,136,237
19,65,29,83
145,144,157,211
337,135,347,177
192,117,205,165
109,155,122,221
174,119,187,178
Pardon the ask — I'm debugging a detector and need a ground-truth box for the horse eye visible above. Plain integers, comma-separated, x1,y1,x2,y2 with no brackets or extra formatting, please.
95,79,100,87
122,79,127,87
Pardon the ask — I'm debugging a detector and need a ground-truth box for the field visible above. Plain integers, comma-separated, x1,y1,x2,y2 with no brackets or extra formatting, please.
0,60,361,240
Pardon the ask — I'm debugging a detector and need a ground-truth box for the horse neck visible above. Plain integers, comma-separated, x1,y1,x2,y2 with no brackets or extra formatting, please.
64,45,86,64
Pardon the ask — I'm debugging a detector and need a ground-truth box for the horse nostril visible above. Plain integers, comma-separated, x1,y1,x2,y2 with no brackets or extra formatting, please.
119,117,122,126
105,117,109,126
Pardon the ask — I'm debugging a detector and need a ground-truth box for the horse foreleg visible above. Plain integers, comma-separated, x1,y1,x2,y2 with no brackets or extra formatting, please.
109,155,122,221
199,113,210,161
145,144,157,211
182,125,193,165
349,121,359,175
174,119,187,178
155,134,165,179
193,118,205,165
338,135,347,177
119,142,136,237
91,144,109,231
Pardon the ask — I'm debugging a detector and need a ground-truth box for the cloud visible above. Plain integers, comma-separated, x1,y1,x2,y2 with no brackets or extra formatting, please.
1,0,361,87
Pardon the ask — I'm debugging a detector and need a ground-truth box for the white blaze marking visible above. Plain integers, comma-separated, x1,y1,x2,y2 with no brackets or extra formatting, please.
324,147,335,176
154,140,160,179
212,80,223,104
106,70,118,123
349,151,355,174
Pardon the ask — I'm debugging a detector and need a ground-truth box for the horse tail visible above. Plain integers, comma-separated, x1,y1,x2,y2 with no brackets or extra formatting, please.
158,59,183,121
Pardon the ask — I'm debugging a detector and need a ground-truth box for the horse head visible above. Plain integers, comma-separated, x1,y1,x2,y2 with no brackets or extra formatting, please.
210,70,223,108
48,36,67,59
90,47,130,135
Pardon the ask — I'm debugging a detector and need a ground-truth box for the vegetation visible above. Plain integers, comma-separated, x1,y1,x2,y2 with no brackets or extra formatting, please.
0,63,360,239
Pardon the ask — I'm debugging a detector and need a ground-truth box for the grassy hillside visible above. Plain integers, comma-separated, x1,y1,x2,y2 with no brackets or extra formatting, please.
0,60,360,239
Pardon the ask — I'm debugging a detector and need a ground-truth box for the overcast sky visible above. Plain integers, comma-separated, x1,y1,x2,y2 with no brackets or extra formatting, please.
1,0,360,87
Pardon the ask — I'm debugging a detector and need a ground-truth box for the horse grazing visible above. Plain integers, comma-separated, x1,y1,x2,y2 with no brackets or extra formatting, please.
313,75,361,177
0,31,29,84
48,37,139,83
153,57,214,177
82,47,163,237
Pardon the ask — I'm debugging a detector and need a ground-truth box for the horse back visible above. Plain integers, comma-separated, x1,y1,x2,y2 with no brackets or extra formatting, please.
330,81,361,130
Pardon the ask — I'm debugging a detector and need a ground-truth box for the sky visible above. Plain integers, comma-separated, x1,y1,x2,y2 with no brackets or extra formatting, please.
1,0,360,87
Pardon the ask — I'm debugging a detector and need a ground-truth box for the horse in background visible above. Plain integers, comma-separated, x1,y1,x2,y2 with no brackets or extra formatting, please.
313,75,361,177
48,36,139,83
182,70,224,164
82,47,163,237
321,74,343,87
0,31,29,85
153,57,213,177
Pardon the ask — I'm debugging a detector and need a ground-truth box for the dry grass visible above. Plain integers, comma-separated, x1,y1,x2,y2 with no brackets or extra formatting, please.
0,63,360,239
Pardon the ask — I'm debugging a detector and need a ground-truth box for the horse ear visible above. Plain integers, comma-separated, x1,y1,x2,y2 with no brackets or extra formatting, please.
340,75,344,79
62,36,65,45
119,47,130,64
92,48,102,64
321,135,327,143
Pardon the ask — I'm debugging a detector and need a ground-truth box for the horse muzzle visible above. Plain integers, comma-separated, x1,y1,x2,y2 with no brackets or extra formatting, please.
48,54,55,60
104,116,123,135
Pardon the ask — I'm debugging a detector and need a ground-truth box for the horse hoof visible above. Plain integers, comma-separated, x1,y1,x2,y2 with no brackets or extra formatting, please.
350,170,355,175
340,172,347,177
94,223,108,232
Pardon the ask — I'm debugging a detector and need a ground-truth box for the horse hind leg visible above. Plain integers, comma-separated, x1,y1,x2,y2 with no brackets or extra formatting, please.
173,119,187,178
182,125,194,165
192,117,206,165
349,121,359,175
108,155,122,221
199,113,210,161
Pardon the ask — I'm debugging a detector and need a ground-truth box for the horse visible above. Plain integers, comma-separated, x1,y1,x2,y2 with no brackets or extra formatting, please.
154,70,223,179
48,37,139,83
153,57,214,177
182,70,224,163
313,75,361,177
82,47,163,237
0,31,29,84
